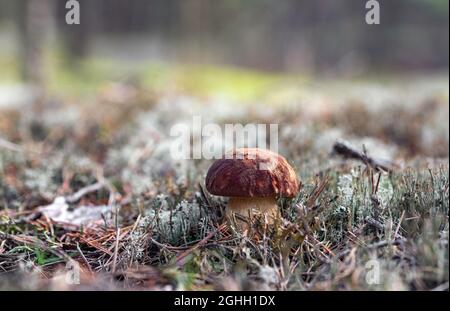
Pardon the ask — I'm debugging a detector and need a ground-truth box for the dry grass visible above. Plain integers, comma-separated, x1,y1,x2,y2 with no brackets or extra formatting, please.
0,77,448,291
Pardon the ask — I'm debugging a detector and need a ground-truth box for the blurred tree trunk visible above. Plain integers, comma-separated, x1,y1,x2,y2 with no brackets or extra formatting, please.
16,0,53,88
179,0,210,62
61,0,95,64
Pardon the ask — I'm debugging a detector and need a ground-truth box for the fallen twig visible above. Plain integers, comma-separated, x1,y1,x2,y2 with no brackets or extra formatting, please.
65,182,105,204
0,137,23,152
175,223,227,263
0,137,41,154
111,228,121,273
332,140,397,172
366,217,405,240
76,242,94,274
0,232,72,262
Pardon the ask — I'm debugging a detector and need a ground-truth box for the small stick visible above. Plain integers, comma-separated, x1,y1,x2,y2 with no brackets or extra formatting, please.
374,172,382,194
0,137,41,154
366,217,405,240
175,224,227,263
332,140,396,172
111,228,121,273
0,138,23,152
76,242,93,274
65,182,105,204
393,210,405,240
79,236,113,256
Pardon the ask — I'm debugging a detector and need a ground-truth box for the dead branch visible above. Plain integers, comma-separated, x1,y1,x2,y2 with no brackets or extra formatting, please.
0,137,23,152
65,182,105,204
175,223,227,263
332,140,397,172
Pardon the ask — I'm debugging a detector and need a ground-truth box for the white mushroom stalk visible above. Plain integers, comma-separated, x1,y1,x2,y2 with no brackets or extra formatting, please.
226,197,278,227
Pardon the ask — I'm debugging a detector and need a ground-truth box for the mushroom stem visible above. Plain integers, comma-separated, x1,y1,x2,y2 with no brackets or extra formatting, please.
226,197,278,229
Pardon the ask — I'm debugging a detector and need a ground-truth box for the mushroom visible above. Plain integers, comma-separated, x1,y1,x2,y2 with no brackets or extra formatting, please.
205,148,299,229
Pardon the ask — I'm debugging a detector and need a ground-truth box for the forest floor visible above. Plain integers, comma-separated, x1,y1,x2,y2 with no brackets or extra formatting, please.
0,64,448,290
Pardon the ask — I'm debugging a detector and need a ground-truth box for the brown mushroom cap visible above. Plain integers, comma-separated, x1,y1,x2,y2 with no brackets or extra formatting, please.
205,148,299,198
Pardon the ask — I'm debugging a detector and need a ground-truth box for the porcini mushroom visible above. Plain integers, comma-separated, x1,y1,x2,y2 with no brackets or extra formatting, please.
205,148,299,229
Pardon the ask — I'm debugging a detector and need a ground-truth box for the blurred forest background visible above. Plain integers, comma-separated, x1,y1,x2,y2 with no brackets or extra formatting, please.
0,0,448,86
